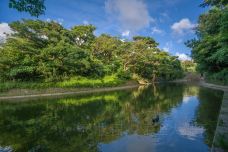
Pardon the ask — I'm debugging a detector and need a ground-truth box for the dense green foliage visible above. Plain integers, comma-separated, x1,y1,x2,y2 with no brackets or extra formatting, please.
9,0,45,17
186,1,228,85
0,19,183,87
0,75,124,92
200,0,227,7
181,60,197,73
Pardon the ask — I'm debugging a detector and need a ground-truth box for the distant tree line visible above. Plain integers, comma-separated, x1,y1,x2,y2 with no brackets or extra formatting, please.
0,20,183,82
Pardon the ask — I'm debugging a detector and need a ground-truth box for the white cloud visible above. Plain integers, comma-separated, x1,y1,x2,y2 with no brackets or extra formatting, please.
46,18,51,22
83,20,89,25
151,27,164,35
46,18,64,25
162,41,173,52
171,18,196,34
163,47,170,52
0,146,13,152
122,30,130,37
120,39,126,42
159,12,171,23
178,122,204,140
0,23,14,43
161,12,169,18
105,0,154,32
176,52,191,61
57,18,64,25
40,35,48,40
183,96,191,103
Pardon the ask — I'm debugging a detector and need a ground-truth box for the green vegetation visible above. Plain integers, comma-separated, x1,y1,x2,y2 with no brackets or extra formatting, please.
181,60,197,73
0,19,183,90
57,75,123,88
0,75,124,91
186,0,228,85
9,0,45,17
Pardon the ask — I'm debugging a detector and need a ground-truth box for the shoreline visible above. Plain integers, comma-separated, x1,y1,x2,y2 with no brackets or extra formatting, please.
0,80,227,101
0,84,139,101
199,81,228,92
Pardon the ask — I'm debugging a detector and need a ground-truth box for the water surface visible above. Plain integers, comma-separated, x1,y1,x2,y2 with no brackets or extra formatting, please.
0,83,223,152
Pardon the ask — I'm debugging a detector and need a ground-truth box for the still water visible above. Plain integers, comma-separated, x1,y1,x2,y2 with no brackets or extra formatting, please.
0,83,223,152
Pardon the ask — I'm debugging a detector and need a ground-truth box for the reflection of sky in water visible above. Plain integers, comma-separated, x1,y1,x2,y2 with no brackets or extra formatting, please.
99,96,209,152
0,146,13,152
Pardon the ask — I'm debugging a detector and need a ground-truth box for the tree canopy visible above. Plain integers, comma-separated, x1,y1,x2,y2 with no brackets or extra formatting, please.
0,19,183,83
186,1,228,84
9,0,45,17
200,0,228,7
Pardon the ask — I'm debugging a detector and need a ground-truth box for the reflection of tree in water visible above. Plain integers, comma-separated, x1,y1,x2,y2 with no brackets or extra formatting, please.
0,84,184,152
194,87,223,147
183,84,200,97
113,83,185,136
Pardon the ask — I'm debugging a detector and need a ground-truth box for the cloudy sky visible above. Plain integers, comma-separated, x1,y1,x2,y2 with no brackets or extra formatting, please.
0,0,207,60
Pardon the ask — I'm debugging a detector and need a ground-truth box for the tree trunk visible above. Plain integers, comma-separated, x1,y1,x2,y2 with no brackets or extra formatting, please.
152,73,156,83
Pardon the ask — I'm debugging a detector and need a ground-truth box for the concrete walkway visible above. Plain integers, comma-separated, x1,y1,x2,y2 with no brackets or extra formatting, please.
199,81,228,92
0,85,139,101
200,81,228,152
211,91,228,152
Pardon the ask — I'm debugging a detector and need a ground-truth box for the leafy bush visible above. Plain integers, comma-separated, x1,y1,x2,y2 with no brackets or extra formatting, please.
116,69,131,80
205,69,228,85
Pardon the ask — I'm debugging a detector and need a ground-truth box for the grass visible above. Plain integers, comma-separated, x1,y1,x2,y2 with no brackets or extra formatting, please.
0,81,54,91
0,75,126,92
57,75,124,88
58,94,118,106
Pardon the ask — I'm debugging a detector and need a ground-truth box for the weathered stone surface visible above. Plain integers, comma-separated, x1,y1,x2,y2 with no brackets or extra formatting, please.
211,91,228,152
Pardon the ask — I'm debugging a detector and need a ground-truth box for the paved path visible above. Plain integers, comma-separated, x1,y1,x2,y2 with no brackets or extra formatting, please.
0,85,139,101
199,81,228,92
211,91,228,152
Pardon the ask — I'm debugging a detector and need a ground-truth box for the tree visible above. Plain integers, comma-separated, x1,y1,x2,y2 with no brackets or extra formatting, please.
121,36,182,82
186,2,228,84
133,36,159,48
200,0,228,7
91,34,123,74
181,60,196,72
0,20,183,82
92,34,121,62
0,20,104,81
9,0,46,17
70,25,96,49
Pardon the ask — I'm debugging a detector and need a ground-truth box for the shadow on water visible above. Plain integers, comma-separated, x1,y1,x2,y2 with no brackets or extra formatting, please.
0,83,223,152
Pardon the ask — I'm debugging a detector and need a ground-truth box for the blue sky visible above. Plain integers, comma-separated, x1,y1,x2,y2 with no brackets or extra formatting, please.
0,0,207,60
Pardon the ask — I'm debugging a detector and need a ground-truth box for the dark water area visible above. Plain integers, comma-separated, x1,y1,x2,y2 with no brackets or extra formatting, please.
0,83,223,152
